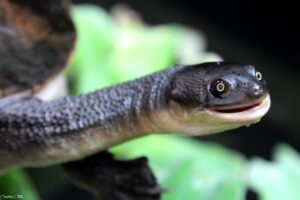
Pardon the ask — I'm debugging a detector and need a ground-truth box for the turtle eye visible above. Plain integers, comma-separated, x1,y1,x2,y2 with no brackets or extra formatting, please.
255,71,262,81
216,82,225,92
210,79,230,98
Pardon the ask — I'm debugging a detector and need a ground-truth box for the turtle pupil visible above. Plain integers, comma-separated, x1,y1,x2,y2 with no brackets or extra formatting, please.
217,82,225,92
255,71,262,81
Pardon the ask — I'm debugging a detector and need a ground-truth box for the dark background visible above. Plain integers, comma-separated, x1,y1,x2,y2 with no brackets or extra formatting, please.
28,1,300,199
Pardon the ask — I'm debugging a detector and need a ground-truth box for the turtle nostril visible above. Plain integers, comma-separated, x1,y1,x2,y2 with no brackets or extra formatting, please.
252,85,263,98
253,92,260,98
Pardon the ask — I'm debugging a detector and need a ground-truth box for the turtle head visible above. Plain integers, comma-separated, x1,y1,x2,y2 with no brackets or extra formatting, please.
157,62,270,135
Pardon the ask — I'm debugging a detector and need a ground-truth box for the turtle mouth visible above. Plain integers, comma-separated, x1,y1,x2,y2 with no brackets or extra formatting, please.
211,94,269,114
204,94,271,124
214,103,261,113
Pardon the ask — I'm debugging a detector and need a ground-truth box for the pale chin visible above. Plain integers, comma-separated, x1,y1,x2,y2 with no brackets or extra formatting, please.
207,94,271,126
182,94,271,136
153,94,271,136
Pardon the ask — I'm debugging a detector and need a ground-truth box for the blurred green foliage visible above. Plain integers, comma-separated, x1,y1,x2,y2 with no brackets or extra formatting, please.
0,170,39,200
111,135,246,200
248,144,300,200
0,4,300,200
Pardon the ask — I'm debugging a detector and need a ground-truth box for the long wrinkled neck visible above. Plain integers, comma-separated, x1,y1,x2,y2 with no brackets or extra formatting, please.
0,66,181,169
51,70,171,135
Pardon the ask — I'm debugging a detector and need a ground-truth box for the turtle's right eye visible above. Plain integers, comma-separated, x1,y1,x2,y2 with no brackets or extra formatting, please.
255,71,263,81
210,79,230,98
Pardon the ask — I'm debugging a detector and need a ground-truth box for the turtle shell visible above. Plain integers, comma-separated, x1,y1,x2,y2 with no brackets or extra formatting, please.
0,0,76,98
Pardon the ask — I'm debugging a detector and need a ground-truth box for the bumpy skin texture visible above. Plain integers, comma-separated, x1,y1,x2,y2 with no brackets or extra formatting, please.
0,66,182,173
0,1,270,199
0,62,269,174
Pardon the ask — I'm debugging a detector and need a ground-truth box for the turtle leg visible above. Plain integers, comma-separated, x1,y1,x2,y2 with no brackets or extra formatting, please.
63,151,164,200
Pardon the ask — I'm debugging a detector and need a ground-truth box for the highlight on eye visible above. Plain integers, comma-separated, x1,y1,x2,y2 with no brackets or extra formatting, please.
216,82,225,92
210,79,229,98
255,71,262,81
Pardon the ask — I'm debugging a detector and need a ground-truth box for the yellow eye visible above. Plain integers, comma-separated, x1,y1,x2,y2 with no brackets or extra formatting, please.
210,79,230,98
255,71,262,81
216,82,225,92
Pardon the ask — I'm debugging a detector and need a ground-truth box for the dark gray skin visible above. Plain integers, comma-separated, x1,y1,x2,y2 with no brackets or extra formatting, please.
169,62,268,110
0,62,269,174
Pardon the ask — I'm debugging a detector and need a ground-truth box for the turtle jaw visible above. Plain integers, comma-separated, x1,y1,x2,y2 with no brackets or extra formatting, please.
206,94,271,125
151,94,270,136
212,103,261,113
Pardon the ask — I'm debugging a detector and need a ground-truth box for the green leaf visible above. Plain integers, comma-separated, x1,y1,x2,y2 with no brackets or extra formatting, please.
69,5,117,93
68,4,198,93
248,144,300,200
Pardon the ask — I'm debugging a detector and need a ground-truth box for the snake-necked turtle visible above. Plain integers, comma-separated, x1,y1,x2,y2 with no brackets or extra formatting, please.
0,0,271,199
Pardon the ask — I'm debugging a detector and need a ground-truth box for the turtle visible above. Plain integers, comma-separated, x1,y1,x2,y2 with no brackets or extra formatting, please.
0,0,270,199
